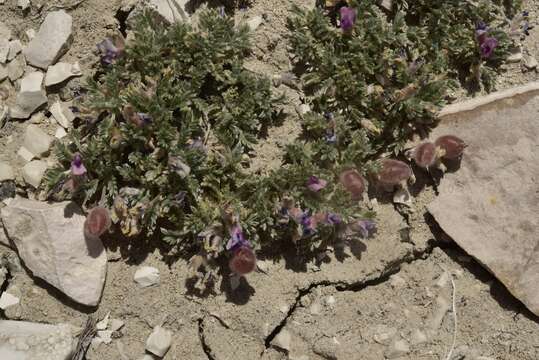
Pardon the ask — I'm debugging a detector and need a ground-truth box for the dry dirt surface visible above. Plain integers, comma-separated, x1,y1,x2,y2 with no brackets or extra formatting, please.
1,1,539,360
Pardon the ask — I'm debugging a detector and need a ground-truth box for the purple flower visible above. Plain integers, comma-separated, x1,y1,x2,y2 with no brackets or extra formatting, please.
306,176,328,192
480,37,498,59
97,37,124,66
326,213,342,225
475,22,488,45
301,213,315,237
349,219,376,238
137,113,153,125
325,131,337,144
71,153,87,176
340,7,357,32
226,225,251,251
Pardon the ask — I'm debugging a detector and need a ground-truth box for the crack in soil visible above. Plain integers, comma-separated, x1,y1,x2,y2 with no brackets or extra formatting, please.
198,317,216,360
263,243,436,350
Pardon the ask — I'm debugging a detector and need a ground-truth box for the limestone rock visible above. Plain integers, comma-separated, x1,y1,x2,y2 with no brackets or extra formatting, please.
0,22,11,41
145,325,172,357
110,319,125,332
50,101,75,128
523,55,538,70
21,160,47,187
385,338,410,359
17,0,30,11
272,329,291,351
0,292,20,310
129,0,189,27
0,63,6,81
1,199,107,306
55,127,67,139
45,62,82,87
0,162,15,182
25,29,36,41
7,40,22,61
23,10,73,69
22,124,53,158
10,71,47,119
429,83,539,317
134,266,160,287
0,39,8,64
7,54,25,82
247,16,264,31
0,320,75,360
18,147,35,162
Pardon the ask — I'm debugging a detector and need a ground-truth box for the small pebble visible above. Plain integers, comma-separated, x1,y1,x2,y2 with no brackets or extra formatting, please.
145,325,172,357
134,266,160,287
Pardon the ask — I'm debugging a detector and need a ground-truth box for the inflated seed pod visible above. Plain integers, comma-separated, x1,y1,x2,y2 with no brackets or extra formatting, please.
229,246,257,275
339,169,366,199
412,142,437,168
434,135,467,159
84,207,112,237
377,159,412,186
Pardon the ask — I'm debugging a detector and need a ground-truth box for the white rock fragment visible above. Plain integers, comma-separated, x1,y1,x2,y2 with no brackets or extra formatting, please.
434,271,449,288
0,199,108,306
0,292,19,310
389,274,406,288
0,22,11,41
145,325,172,357
325,295,336,306
0,39,9,64
523,55,538,70
148,0,189,23
25,28,36,41
7,40,22,61
427,295,451,335
17,0,30,11
0,162,15,181
134,266,160,287
23,10,73,69
96,330,113,344
272,329,291,351
411,329,428,345
55,127,67,139
50,101,75,128
373,325,397,345
10,71,48,119
45,62,82,87
7,55,25,81
0,63,6,81
21,160,47,187
393,187,412,207
17,146,35,162
139,354,158,360
0,320,75,360
247,16,264,31
96,312,111,330
110,319,125,332
385,338,410,359
309,301,321,315
23,124,53,158
379,0,392,12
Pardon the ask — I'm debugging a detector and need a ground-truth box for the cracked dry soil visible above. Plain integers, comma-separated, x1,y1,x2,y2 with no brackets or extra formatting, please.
1,0,539,359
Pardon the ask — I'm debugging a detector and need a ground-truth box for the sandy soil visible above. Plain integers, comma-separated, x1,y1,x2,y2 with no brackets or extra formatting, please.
1,1,538,359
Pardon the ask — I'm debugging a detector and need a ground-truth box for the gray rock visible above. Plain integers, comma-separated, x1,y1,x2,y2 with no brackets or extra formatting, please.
0,199,108,306
7,40,22,61
134,266,160,287
272,329,291,351
129,0,189,27
17,0,30,10
0,22,11,41
50,101,74,128
11,71,47,119
45,62,82,87
145,325,172,357
110,319,125,332
0,320,75,360
385,338,410,359
21,160,47,187
430,83,539,317
18,147,35,162
22,124,53,158
0,63,6,81
0,162,14,182
7,55,25,82
23,10,73,69
523,55,538,70
25,28,36,41
0,39,8,64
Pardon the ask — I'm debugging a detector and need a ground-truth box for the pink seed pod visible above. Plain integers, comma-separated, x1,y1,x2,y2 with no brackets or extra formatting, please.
84,207,112,237
339,169,366,199
229,246,257,275
412,142,437,168
377,159,412,186
434,135,467,159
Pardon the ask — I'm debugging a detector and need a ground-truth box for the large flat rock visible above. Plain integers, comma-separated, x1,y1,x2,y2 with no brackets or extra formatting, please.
0,199,107,306
428,83,539,316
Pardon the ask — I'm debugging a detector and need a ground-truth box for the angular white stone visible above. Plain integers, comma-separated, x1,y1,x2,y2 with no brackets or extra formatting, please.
0,199,107,306
0,22,11,41
272,329,291,351
17,0,30,10
96,311,110,330
7,40,22,61
45,62,82,87
0,162,15,181
10,72,47,119
7,55,25,81
134,266,159,287
0,292,20,310
17,146,35,162
247,16,264,31
23,10,73,69
21,160,47,187
23,124,53,158
50,101,74,128
145,325,172,357
129,0,189,26
110,319,125,332
55,126,67,139
25,28,36,41
96,330,113,344
0,320,75,360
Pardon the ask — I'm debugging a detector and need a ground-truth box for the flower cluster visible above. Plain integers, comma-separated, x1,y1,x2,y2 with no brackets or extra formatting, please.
475,22,498,59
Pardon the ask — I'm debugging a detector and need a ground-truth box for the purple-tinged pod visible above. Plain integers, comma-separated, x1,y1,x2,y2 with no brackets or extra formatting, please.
377,159,412,186
412,142,437,168
229,246,257,275
434,135,467,159
339,169,366,199
84,207,112,237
